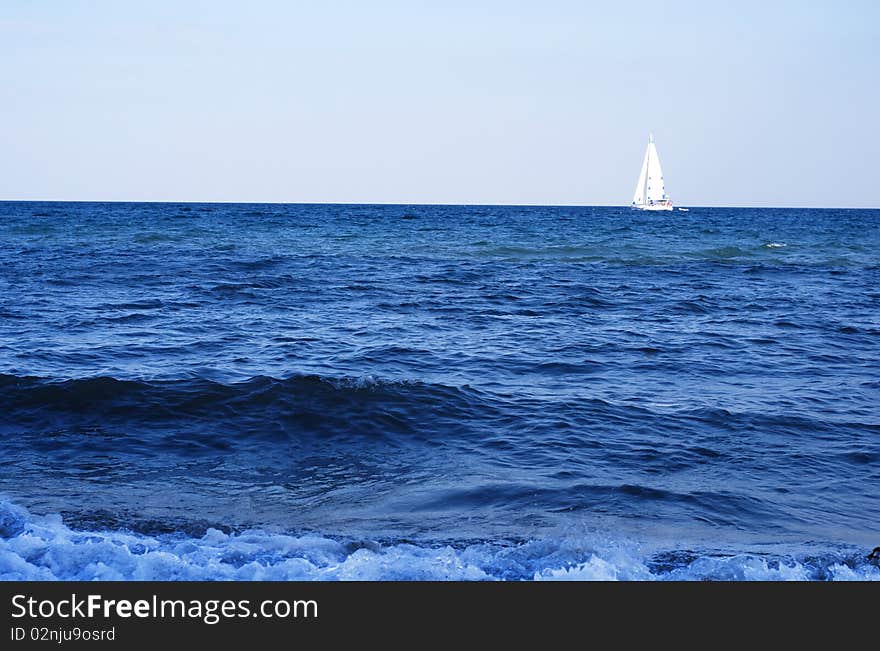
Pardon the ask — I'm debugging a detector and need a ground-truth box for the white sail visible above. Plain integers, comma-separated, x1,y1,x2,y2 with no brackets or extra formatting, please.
631,134,672,211
645,140,667,203
631,147,649,206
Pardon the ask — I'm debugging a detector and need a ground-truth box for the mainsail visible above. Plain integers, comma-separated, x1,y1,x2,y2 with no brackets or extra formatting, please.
631,134,672,210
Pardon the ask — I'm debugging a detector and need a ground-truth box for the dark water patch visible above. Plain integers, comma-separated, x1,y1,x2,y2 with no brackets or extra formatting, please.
45,277,80,286
414,482,787,530
134,232,177,244
232,255,288,271
13,223,57,235
95,312,156,324
774,320,804,329
0,373,500,444
677,300,713,315
532,360,603,375
839,450,880,465
697,246,750,259
94,299,165,311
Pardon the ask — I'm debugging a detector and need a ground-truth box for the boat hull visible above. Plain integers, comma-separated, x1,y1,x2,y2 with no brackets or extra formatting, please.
632,204,674,211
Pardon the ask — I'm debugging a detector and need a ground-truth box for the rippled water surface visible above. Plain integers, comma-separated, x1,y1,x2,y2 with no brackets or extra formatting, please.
1,202,878,579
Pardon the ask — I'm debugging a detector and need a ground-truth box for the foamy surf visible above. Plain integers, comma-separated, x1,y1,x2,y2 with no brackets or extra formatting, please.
1,499,876,581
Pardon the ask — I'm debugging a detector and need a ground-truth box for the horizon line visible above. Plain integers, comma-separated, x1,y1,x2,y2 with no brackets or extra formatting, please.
0,199,877,210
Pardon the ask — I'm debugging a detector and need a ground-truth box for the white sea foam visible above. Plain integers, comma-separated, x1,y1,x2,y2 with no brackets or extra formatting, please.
1,499,877,581
764,242,786,248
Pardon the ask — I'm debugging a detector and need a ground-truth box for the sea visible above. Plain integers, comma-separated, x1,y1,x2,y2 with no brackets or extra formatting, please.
1,201,878,580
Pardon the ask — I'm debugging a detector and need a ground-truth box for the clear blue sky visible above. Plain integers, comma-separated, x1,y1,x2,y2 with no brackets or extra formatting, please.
2,1,877,206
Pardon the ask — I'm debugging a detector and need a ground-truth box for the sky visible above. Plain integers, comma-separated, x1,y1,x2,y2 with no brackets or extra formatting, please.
1,1,878,207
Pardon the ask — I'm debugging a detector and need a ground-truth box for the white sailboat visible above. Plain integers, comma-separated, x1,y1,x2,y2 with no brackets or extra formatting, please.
631,134,673,211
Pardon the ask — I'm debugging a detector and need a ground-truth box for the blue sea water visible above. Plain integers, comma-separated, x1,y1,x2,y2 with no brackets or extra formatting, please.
0,201,878,580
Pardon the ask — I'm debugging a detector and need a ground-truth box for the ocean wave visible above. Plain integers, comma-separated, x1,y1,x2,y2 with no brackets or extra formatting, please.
1,499,876,581
0,373,497,444
1,372,873,445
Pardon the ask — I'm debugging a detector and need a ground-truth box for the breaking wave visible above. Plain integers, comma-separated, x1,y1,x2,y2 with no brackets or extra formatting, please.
1,499,877,581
